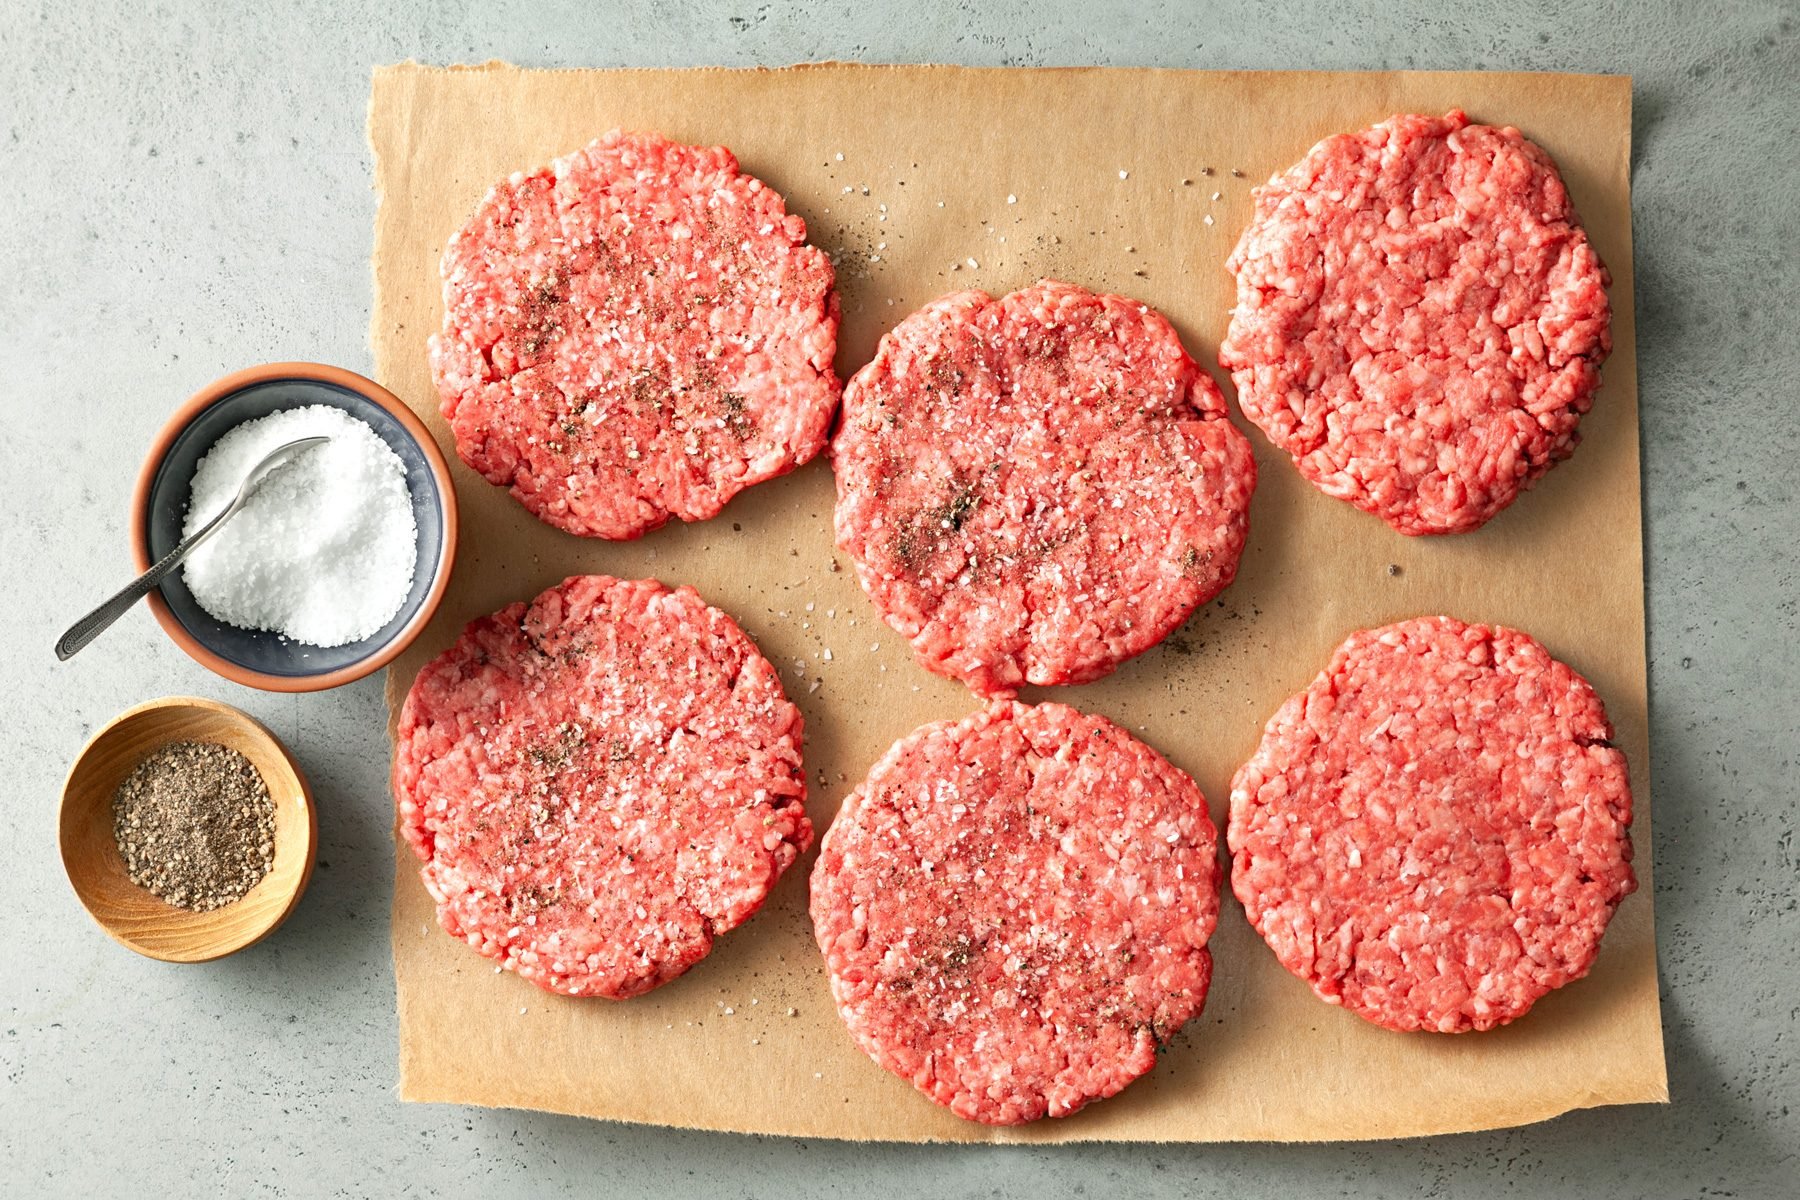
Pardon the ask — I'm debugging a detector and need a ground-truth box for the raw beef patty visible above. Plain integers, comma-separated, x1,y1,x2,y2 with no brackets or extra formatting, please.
1228,615,1635,1032
833,279,1255,697
430,130,841,539
812,700,1221,1124
394,575,811,999
1220,111,1611,535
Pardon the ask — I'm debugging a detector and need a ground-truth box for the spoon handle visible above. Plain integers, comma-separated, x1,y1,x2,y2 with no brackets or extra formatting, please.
54,505,235,661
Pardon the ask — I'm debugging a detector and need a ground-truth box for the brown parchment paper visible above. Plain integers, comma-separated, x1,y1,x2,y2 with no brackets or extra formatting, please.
372,62,1664,1142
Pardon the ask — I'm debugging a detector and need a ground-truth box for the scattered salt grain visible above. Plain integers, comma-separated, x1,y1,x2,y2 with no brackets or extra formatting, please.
1007,194,1017,204
1118,169,1129,179
181,405,417,648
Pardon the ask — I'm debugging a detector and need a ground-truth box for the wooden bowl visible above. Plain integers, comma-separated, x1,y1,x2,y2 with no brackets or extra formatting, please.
58,696,317,962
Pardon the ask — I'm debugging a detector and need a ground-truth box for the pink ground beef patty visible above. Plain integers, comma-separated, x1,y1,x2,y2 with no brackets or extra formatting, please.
833,279,1255,698
1228,616,1635,1033
1220,111,1611,536
394,575,811,999
430,130,840,540
812,701,1220,1124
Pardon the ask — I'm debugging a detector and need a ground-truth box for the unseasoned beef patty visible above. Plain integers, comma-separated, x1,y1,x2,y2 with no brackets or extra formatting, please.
1220,111,1611,535
1228,616,1635,1033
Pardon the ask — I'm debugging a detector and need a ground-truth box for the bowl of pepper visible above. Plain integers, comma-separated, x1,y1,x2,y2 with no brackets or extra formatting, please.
58,696,316,962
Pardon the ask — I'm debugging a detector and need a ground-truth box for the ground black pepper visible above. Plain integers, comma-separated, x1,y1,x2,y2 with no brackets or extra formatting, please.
111,741,275,911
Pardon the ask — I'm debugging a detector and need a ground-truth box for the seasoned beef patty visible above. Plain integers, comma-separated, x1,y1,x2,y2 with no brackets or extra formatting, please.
833,279,1254,696
812,700,1220,1123
431,130,840,539
394,574,811,998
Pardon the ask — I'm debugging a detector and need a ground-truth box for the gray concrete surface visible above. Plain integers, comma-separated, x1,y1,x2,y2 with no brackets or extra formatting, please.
3,1,1796,1196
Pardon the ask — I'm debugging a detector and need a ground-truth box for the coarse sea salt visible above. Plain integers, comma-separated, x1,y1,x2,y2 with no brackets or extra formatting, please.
180,405,416,647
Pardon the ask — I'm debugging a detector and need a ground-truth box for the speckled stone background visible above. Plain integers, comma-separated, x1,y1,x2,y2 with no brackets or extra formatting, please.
3,1,1795,1195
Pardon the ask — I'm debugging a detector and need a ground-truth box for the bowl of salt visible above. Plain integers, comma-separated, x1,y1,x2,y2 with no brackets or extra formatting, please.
130,362,458,691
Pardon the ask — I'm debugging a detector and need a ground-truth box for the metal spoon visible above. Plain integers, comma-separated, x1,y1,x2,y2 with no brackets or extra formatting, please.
55,436,331,661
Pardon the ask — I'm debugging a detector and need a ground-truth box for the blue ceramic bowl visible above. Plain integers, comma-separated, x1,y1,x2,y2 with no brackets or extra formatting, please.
131,362,458,691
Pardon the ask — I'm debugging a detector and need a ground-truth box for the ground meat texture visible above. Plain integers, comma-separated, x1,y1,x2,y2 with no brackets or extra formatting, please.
430,130,841,540
832,279,1255,697
1228,616,1635,1033
1220,111,1611,536
393,575,811,999
811,701,1220,1124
